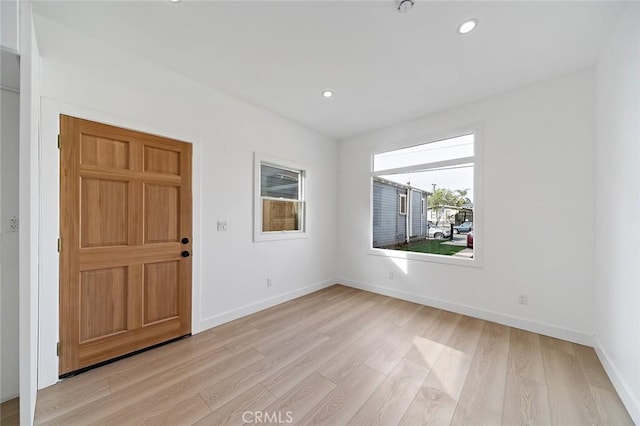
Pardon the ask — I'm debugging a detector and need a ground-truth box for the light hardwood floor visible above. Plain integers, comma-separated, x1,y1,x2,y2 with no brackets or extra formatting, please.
0,398,19,425
35,285,633,425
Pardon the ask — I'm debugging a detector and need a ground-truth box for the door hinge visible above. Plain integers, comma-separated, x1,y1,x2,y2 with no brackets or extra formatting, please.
57,238,61,252
58,134,61,149
56,342,60,357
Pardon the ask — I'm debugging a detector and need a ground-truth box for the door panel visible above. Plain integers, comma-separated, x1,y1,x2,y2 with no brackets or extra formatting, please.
80,178,129,247
79,267,129,342
80,135,130,169
144,145,181,175
143,261,180,325
144,184,180,243
60,115,192,376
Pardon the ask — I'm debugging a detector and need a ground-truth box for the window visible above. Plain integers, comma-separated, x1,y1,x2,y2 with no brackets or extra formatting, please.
371,133,476,261
399,194,407,215
254,153,306,241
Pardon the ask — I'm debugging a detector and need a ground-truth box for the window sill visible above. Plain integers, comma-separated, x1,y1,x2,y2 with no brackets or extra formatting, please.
254,231,308,242
367,247,482,268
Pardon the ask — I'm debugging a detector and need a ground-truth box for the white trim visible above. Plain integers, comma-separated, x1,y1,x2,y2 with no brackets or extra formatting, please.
1,46,20,56
1,84,20,94
37,97,203,389
339,278,594,346
371,125,478,158
261,196,303,203
373,156,475,176
18,4,39,423
367,246,478,268
593,336,640,424
253,152,308,242
199,279,336,330
399,193,407,215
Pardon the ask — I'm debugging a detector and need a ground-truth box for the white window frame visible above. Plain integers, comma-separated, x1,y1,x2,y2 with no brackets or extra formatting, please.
369,124,483,268
399,193,407,215
254,152,307,242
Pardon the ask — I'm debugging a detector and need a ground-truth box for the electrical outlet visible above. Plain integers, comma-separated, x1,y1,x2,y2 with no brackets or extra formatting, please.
267,278,272,288
9,216,18,232
388,272,394,279
519,295,529,305
217,221,228,231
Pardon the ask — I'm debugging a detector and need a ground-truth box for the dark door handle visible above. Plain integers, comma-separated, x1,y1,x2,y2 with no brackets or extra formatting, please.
181,251,190,257
181,237,189,244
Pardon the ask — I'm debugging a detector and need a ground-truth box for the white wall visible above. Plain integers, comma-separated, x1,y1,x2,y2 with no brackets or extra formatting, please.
594,4,640,423
1,51,20,402
33,16,338,389
338,70,596,344
1,0,19,53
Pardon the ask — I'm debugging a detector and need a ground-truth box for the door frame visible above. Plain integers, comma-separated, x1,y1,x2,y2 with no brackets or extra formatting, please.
38,97,203,389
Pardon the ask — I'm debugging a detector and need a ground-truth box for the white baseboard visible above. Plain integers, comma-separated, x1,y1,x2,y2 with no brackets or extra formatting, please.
198,279,337,332
0,394,19,404
593,336,640,424
338,278,594,346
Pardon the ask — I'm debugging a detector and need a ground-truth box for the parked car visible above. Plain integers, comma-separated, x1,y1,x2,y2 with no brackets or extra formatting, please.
454,221,473,234
466,231,474,248
427,224,451,239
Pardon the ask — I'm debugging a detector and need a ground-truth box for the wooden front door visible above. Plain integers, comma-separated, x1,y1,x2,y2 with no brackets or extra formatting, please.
59,115,192,376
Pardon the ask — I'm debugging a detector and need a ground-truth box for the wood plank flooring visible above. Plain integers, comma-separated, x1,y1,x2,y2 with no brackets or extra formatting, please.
34,285,633,425
0,398,19,426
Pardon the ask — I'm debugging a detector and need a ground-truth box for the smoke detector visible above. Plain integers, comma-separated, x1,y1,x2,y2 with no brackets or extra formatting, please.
396,0,414,13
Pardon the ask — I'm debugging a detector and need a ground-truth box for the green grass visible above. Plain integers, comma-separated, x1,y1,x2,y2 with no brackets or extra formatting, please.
392,239,467,256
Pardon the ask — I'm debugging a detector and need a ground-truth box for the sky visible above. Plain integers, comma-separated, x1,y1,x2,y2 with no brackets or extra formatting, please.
374,134,475,202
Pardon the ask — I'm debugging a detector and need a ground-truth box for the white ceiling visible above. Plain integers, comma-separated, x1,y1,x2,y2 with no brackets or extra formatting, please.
32,1,625,140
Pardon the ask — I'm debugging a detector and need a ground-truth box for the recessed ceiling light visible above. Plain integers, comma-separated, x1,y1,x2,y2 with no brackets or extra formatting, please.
169,0,182,3
458,19,478,35
322,90,334,98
